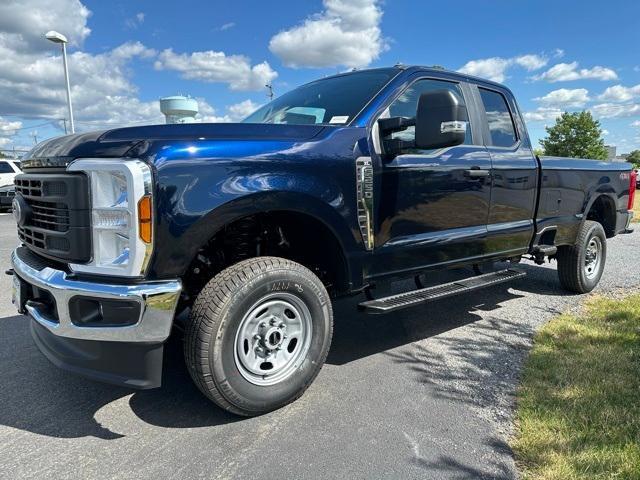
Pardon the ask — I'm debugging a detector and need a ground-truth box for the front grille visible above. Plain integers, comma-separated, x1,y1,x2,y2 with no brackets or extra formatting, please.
30,200,70,232
14,178,42,197
14,173,91,263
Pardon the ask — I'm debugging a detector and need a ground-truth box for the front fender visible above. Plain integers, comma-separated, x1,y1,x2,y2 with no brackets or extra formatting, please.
148,167,362,280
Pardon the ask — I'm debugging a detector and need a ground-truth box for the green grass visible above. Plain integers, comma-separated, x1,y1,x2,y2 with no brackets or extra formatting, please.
633,194,640,223
512,294,640,480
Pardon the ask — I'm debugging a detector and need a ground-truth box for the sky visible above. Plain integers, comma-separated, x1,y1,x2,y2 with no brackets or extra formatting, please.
1,0,639,155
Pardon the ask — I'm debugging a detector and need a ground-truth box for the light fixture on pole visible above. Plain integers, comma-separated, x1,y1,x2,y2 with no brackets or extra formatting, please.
45,30,75,134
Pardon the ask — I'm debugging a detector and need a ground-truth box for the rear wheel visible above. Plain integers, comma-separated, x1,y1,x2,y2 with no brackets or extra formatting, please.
557,220,607,293
184,257,333,416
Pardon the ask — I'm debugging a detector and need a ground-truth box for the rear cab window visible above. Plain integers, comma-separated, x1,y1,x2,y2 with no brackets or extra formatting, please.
0,161,14,173
479,88,518,147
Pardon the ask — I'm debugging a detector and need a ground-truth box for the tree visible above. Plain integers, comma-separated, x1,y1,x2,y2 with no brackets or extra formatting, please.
539,111,608,160
627,150,640,169
532,148,545,157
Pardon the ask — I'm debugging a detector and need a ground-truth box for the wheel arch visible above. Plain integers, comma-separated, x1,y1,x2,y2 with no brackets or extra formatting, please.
178,191,360,299
584,193,617,238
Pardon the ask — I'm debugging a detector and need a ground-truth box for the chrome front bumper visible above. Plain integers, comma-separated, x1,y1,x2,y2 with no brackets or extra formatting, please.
11,248,182,343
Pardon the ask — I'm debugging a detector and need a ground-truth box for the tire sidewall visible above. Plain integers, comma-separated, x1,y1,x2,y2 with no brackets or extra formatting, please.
579,222,607,291
209,265,332,414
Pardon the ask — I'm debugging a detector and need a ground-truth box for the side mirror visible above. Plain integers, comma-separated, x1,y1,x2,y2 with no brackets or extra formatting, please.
415,89,468,150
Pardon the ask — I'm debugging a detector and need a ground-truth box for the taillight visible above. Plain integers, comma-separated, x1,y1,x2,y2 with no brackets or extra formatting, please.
628,170,637,210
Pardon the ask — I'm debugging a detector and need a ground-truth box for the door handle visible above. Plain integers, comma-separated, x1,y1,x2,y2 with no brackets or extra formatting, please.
464,168,490,179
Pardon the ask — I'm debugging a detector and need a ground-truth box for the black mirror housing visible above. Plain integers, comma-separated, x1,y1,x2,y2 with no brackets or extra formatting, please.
415,90,468,150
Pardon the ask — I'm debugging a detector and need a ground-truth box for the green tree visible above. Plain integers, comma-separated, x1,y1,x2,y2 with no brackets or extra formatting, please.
539,111,608,160
627,150,640,169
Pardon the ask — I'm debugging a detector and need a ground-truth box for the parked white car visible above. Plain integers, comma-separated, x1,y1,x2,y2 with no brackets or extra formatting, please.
0,159,22,209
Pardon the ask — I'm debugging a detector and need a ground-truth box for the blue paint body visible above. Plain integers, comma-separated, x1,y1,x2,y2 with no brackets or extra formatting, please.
24,66,634,293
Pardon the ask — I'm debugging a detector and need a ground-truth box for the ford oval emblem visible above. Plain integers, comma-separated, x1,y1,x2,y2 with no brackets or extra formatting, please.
12,195,30,227
12,197,21,224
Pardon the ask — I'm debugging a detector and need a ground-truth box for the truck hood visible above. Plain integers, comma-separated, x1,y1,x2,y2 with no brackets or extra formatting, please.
22,123,327,168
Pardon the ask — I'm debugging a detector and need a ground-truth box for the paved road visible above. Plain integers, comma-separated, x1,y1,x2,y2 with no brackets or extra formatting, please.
0,212,638,480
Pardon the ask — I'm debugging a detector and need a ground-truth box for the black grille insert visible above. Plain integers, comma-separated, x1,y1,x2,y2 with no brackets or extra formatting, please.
14,172,91,263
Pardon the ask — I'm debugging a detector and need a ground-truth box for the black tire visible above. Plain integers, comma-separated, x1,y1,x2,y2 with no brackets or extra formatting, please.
556,220,607,293
184,257,333,416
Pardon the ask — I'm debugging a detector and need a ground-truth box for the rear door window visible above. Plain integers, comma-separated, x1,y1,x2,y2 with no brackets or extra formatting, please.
0,162,14,173
479,88,518,147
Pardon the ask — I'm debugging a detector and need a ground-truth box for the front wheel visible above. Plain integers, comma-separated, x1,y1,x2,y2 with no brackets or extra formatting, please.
184,257,333,416
556,220,607,293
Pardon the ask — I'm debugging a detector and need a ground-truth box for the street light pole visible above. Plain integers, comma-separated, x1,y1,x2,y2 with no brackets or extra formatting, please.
45,31,75,134
60,41,74,134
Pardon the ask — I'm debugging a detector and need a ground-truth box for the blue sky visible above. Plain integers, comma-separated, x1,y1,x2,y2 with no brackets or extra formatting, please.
1,0,639,154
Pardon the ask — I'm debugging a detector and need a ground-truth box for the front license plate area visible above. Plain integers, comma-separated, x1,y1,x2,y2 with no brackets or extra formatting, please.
12,274,26,313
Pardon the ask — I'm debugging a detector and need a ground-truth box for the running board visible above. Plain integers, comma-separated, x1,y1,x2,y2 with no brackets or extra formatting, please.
359,268,526,313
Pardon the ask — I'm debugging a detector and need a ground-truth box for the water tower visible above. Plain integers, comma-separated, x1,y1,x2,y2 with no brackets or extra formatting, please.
160,96,198,124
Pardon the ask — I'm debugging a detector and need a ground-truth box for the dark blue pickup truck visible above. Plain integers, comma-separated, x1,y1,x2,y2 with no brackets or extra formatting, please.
10,66,636,416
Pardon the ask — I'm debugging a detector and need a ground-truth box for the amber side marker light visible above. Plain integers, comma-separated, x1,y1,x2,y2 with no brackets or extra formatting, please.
138,195,152,243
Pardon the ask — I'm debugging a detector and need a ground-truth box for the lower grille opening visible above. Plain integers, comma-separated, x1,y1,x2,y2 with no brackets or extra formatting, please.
69,297,141,327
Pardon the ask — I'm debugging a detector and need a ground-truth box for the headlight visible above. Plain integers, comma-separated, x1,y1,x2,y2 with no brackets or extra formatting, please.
67,159,153,277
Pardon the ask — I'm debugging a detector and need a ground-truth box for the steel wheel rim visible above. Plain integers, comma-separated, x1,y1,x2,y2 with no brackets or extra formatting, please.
584,236,602,279
234,292,312,386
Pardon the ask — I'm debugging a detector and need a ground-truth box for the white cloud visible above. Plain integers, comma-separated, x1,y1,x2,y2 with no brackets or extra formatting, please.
269,0,386,68
0,38,160,124
514,54,548,71
227,99,261,120
458,54,547,83
0,0,91,52
459,57,512,83
219,22,236,31
602,129,610,136
154,49,277,91
0,117,22,134
0,117,23,148
523,107,563,122
533,62,618,82
632,120,640,127
535,88,590,108
0,0,270,139
597,84,640,102
125,12,145,29
591,103,640,119
553,49,565,58
197,99,261,123
0,0,166,132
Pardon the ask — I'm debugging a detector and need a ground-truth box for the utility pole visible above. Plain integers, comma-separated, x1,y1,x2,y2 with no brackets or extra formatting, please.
62,118,68,134
265,84,274,101
31,132,38,145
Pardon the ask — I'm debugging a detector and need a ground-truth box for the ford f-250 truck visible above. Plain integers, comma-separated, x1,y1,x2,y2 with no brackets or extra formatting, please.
9,66,636,416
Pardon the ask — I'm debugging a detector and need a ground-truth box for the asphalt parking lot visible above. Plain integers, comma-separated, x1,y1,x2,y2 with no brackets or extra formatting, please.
0,212,638,480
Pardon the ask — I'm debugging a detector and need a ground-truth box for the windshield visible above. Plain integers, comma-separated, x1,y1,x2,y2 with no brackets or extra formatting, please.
243,68,399,126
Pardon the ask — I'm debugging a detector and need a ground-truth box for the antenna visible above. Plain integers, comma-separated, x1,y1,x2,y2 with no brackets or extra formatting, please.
265,84,274,101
